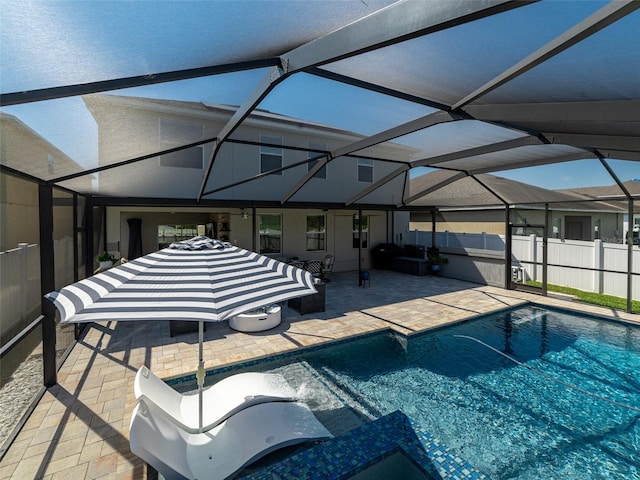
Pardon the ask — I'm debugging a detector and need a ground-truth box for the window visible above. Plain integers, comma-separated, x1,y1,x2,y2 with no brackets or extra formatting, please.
259,214,282,254
159,119,204,169
160,148,204,169
47,154,55,175
306,215,326,251
158,224,198,249
357,159,373,183
260,134,283,175
307,141,327,179
352,214,369,249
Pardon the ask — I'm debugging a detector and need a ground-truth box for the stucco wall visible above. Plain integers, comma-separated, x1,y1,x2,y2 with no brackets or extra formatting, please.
106,206,400,272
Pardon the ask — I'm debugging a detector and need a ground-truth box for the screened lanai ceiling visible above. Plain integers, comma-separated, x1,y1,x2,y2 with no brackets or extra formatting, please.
1,0,639,208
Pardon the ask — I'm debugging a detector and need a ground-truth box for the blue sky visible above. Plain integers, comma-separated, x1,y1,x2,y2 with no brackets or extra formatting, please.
1,0,637,191
4,71,637,191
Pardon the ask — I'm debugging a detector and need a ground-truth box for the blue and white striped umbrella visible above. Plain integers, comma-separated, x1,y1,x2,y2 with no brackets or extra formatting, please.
46,237,317,324
45,237,318,431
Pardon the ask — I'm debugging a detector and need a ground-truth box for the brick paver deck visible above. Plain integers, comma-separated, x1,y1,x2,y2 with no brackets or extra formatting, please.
1,270,638,479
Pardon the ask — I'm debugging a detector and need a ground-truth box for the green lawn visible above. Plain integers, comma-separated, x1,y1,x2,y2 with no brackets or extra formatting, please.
526,281,640,314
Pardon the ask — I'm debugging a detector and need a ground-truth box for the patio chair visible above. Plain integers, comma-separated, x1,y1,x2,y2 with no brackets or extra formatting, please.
320,254,335,282
134,366,297,433
304,260,323,280
129,398,333,480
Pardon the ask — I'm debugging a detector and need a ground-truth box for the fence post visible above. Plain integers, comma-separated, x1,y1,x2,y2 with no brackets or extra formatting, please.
593,239,603,293
529,234,537,282
19,243,28,321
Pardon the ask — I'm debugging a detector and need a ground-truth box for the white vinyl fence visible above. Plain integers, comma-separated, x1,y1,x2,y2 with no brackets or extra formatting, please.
0,243,41,340
511,235,639,300
406,230,639,300
0,237,75,342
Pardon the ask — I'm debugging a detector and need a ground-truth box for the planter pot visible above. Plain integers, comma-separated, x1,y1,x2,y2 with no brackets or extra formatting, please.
99,261,113,270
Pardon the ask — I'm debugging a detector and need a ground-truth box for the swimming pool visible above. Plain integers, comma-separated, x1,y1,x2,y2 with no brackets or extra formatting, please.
293,305,640,479
178,305,640,479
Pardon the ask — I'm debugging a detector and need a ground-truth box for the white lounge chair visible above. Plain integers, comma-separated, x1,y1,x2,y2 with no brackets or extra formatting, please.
134,366,297,433
129,398,333,480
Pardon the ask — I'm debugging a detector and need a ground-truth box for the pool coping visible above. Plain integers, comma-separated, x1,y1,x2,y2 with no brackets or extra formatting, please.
168,300,640,386
239,410,488,480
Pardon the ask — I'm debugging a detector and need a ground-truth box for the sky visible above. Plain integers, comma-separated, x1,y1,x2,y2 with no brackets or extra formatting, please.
1,0,638,191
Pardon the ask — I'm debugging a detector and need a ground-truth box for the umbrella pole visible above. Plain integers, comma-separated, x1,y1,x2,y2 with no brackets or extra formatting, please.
197,320,204,433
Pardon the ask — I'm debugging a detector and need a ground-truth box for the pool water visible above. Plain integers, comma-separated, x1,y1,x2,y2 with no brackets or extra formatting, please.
293,306,640,480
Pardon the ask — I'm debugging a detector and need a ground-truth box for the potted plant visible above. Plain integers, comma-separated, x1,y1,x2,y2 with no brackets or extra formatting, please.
427,248,448,275
98,251,116,270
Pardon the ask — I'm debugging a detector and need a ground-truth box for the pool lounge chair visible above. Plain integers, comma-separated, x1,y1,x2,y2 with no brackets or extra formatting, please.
134,366,297,433
129,398,333,480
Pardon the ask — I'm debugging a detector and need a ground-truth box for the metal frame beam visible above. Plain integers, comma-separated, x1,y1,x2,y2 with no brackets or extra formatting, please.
282,0,534,72
308,67,449,111
280,110,463,204
197,66,285,201
599,157,634,313
468,151,596,175
542,133,640,152
410,136,543,169
345,165,410,207
401,172,467,206
38,184,57,387
0,59,280,106
452,0,640,109
466,99,640,123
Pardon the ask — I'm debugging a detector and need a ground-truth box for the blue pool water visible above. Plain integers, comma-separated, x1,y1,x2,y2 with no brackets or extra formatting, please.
293,306,640,479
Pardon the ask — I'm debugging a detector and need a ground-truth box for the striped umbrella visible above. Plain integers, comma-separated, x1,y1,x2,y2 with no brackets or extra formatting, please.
45,237,318,431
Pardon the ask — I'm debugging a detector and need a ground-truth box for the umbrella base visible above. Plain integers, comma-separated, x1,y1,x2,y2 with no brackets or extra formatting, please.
229,305,281,332
170,320,206,337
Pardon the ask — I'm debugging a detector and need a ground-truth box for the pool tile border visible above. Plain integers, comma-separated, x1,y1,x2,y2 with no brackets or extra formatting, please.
240,410,488,480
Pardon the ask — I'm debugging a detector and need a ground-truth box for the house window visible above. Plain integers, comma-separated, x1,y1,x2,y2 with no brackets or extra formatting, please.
259,214,282,254
47,154,55,175
306,215,326,251
260,134,283,176
159,119,204,169
352,214,369,249
158,224,198,249
357,159,373,183
307,141,327,179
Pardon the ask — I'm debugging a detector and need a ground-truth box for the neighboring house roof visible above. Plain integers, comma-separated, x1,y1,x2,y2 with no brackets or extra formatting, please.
408,171,629,213
557,180,640,199
0,112,93,190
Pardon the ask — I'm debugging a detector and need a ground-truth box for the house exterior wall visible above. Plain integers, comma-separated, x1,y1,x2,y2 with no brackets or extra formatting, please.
410,208,623,243
0,114,90,252
0,174,40,251
84,95,413,204
106,206,401,272
83,95,412,269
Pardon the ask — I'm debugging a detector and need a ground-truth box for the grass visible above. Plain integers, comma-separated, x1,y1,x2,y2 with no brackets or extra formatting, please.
526,281,640,314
